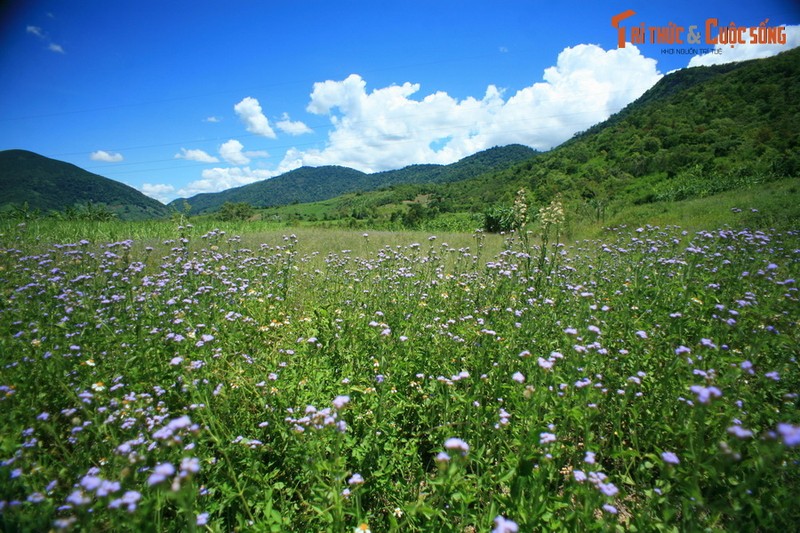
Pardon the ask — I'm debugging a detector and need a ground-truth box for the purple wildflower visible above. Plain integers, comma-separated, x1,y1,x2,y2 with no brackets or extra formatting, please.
180,457,201,476
147,462,175,486
689,385,722,404
727,425,754,439
80,474,103,491
538,357,554,370
27,492,46,503
492,515,519,533
332,395,350,410
65,490,91,506
539,432,556,445
777,423,800,447
96,480,121,497
598,482,619,497
661,451,680,465
700,338,717,349
444,438,469,455
108,490,141,512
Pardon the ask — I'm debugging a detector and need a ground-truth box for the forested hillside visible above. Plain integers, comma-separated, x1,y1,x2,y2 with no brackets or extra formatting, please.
170,144,537,214
0,150,170,220
447,47,799,213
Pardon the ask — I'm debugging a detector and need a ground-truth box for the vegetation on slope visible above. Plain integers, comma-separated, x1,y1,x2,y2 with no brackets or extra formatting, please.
169,144,538,215
243,48,799,233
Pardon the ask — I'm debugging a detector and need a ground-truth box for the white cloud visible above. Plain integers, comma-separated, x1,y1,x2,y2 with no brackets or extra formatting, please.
204,116,221,123
218,139,268,165
140,183,175,203
219,139,250,165
234,97,276,138
178,166,283,197
26,25,45,38
688,24,800,67
276,113,313,135
284,43,661,173
141,165,287,201
90,150,123,162
175,148,219,163
26,25,64,53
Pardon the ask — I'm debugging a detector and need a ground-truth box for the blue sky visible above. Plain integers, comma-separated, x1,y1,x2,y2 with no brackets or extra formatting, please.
1,1,798,203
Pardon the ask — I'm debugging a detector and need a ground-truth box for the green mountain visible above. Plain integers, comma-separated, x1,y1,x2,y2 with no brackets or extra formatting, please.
169,144,538,214
454,47,800,212
0,150,170,220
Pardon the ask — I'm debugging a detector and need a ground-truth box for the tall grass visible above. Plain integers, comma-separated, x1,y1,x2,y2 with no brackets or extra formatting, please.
0,220,798,531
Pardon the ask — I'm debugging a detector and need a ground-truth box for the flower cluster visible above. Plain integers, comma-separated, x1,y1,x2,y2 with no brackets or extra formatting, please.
285,396,350,433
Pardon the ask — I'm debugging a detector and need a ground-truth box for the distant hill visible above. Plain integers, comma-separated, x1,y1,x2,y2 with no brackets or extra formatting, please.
0,150,170,220
170,144,538,214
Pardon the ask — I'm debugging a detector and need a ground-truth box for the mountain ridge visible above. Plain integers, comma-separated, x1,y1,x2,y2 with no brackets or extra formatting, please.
0,149,170,220
168,144,539,214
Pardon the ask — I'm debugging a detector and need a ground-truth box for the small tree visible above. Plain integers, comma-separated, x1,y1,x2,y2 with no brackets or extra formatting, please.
483,189,529,233
217,202,255,221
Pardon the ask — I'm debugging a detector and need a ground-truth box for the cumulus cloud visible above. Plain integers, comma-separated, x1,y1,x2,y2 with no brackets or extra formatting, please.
90,150,123,162
141,164,288,201
218,139,268,166
282,44,661,173
178,166,282,197
175,148,219,163
276,113,313,135
219,140,250,165
140,183,175,204
688,24,800,67
234,97,276,138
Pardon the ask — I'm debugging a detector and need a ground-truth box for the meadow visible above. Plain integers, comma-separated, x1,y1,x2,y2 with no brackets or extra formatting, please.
0,214,798,532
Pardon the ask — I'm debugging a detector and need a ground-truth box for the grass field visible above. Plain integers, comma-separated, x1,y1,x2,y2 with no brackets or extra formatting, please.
0,214,798,531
